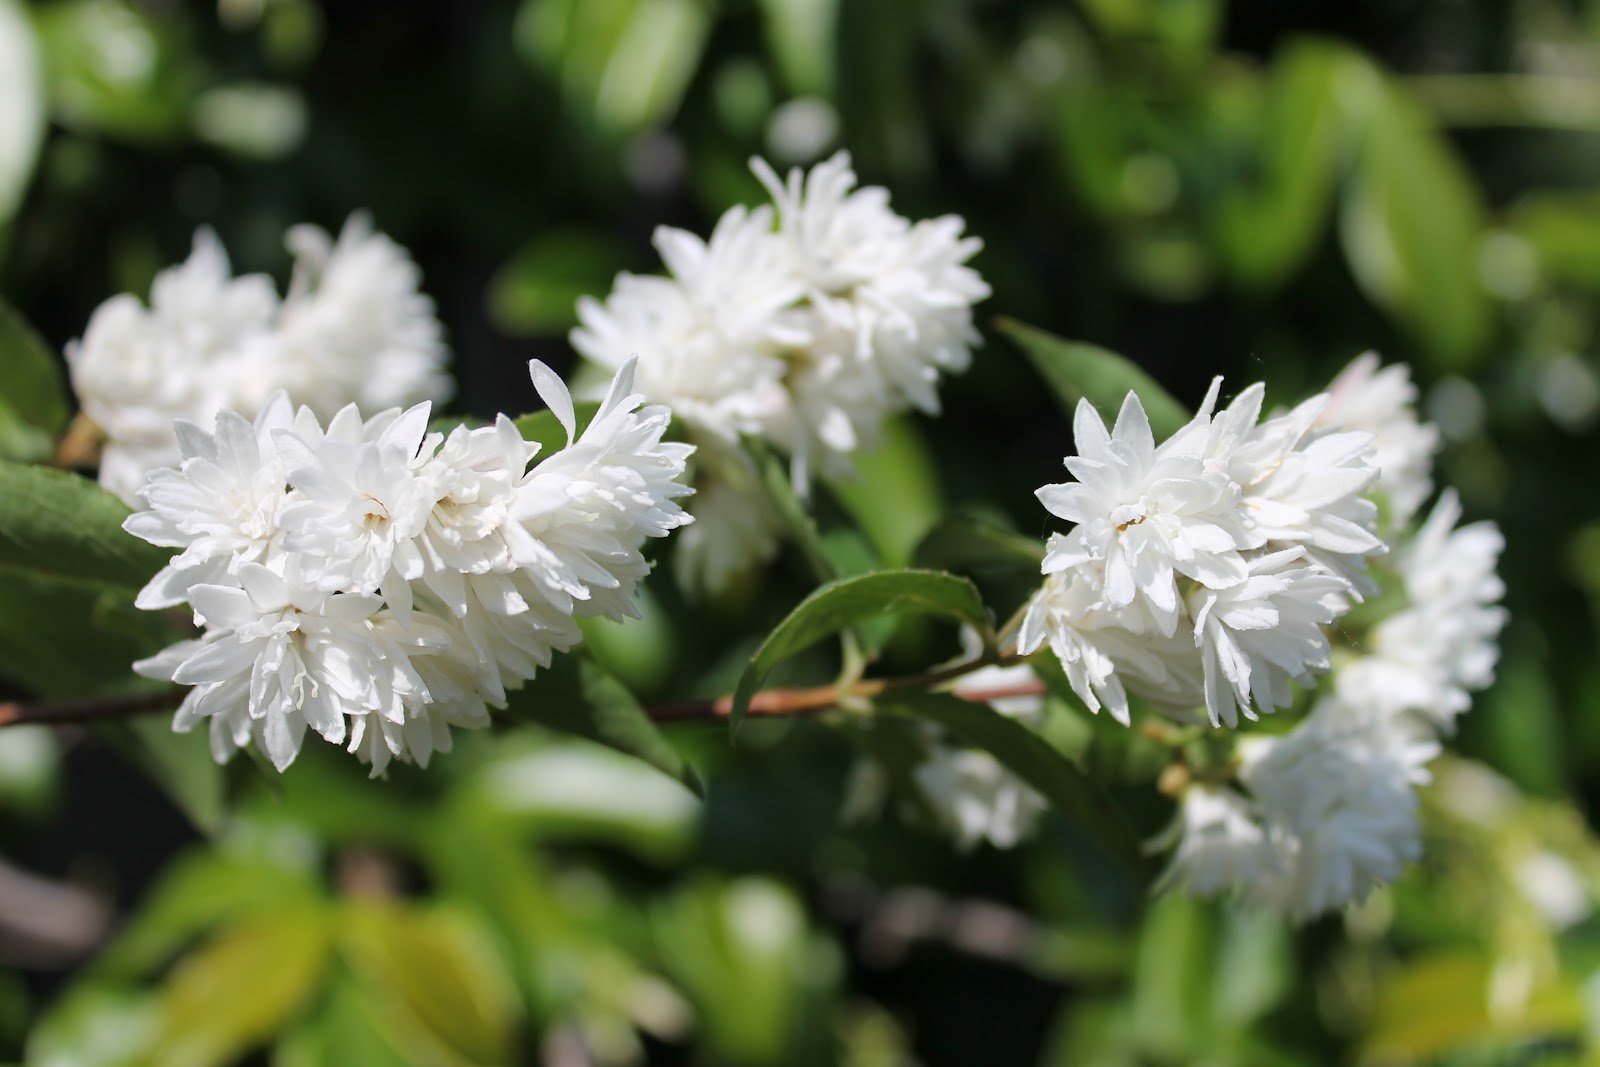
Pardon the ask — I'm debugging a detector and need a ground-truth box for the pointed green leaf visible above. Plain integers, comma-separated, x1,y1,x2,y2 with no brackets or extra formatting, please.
0,461,167,589
997,318,1190,439
503,653,700,794
912,513,1046,575
0,299,67,462
891,691,1146,878
148,909,331,1067
730,569,991,729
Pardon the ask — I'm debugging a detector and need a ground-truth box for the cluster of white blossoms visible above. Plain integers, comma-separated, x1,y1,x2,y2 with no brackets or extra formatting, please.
67,215,451,504
573,151,988,593
1018,375,1384,731
124,359,693,775
1119,354,1507,921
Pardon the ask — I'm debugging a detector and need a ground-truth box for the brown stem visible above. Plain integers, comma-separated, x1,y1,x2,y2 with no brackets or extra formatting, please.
0,655,1038,731
0,690,180,728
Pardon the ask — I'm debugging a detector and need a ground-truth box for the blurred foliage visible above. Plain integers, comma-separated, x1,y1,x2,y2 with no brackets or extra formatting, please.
3,0,1600,1063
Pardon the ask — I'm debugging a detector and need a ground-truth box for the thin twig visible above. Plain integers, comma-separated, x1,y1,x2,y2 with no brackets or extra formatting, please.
0,654,1038,731
0,690,180,728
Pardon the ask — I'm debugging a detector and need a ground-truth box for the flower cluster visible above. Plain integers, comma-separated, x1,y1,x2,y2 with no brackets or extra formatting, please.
1019,377,1384,730
573,151,988,592
125,360,693,775
1141,355,1507,921
67,215,451,504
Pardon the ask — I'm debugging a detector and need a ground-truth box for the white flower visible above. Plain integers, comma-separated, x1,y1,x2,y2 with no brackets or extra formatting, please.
123,394,294,610
914,747,1048,850
1036,391,1256,635
1018,564,1203,725
917,660,1049,849
1317,352,1439,527
124,359,695,774
1336,490,1507,732
1238,698,1438,921
571,153,986,592
1189,548,1351,728
1150,786,1282,897
266,213,453,417
670,454,784,596
274,401,437,599
134,561,449,771
571,206,801,447
67,230,280,502
69,217,452,503
755,151,988,481
1213,385,1383,594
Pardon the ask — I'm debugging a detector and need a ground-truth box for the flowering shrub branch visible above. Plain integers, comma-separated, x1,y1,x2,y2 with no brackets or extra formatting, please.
0,152,1509,926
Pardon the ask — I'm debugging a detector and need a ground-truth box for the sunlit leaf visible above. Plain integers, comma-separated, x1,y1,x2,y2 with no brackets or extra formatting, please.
730,569,992,730
148,908,331,1067
1339,77,1493,369
339,904,520,1067
997,318,1190,439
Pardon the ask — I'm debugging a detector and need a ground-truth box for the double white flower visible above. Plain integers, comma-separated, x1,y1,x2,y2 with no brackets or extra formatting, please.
1021,379,1382,730
127,360,693,775
1135,355,1507,921
573,151,988,592
67,215,450,504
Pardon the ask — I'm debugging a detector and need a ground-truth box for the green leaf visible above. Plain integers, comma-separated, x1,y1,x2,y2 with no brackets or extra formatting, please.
0,569,172,698
488,231,633,336
513,401,600,459
148,909,331,1067
92,852,322,981
1339,77,1492,369
749,437,839,584
1209,41,1351,288
652,878,823,1064
27,985,158,1067
34,0,199,142
828,417,942,568
0,0,44,225
514,0,710,133
506,654,700,794
0,461,167,589
997,318,1191,439
0,299,69,462
464,737,700,861
891,691,1146,878
911,513,1045,575
339,904,520,1067
730,569,991,730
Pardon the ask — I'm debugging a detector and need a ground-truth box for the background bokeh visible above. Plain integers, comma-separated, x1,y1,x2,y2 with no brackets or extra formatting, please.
3,0,1600,1063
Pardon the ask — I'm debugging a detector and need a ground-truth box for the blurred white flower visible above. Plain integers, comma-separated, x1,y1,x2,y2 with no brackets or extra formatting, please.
68,216,451,503
572,151,986,593
1337,490,1507,732
1318,352,1439,527
1150,786,1281,898
915,747,1048,850
1239,698,1438,922
67,230,280,502
125,359,693,774
265,213,453,417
